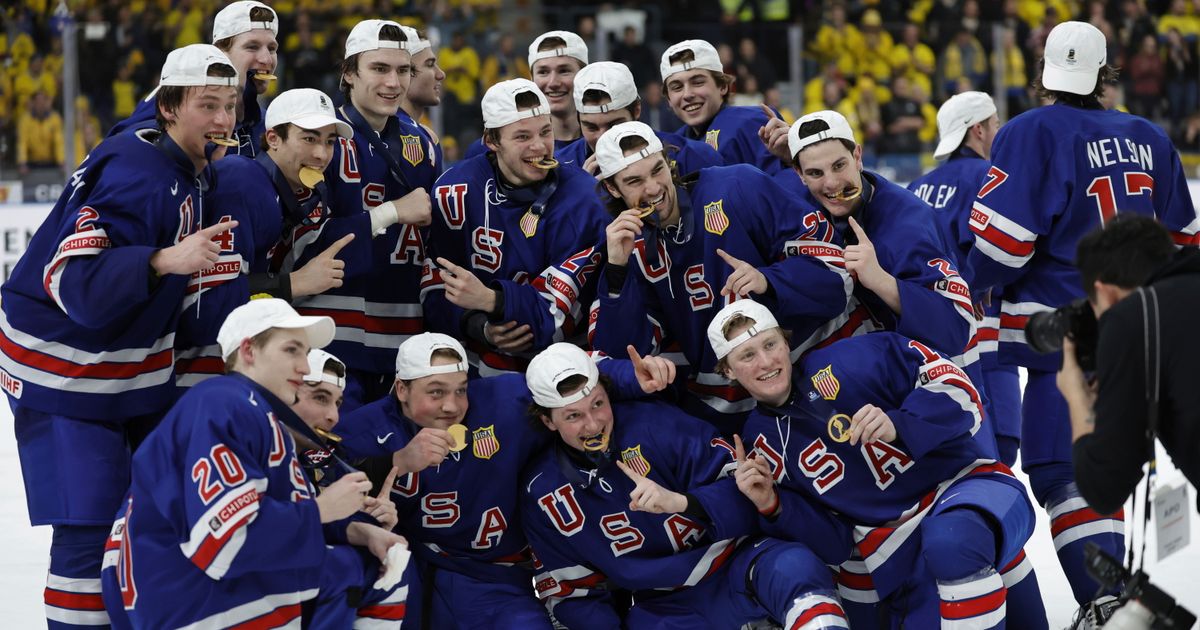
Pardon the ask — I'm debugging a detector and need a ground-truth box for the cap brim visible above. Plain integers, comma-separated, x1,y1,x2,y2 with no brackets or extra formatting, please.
276,315,336,350
933,128,968,160
1042,65,1098,96
290,113,354,139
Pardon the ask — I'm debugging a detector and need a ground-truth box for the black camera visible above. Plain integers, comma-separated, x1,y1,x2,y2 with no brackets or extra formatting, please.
1025,298,1099,371
1084,543,1197,629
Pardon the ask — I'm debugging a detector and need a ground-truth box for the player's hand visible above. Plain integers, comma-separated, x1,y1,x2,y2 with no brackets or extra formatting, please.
582,153,601,178
849,404,897,445
393,428,454,473
484,321,534,353
844,217,889,288
628,344,675,393
290,233,354,298
616,460,688,514
316,471,371,523
347,521,409,565
362,466,400,531
150,220,239,276
972,287,992,321
757,104,792,164
717,248,769,297
605,210,644,267
436,257,498,312
1056,336,1096,408
732,434,778,514
388,188,432,226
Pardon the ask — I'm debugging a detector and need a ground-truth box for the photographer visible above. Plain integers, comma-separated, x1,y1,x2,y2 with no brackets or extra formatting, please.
1056,215,1200,515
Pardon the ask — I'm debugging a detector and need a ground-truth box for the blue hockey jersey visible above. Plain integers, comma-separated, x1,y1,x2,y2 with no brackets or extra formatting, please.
102,374,325,628
521,399,760,627
293,106,429,376
967,103,1199,370
422,155,608,375
678,105,786,175
743,332,1021,596
0,129,208,419
589,164,851,427
555,129,725,177
397,109,444,189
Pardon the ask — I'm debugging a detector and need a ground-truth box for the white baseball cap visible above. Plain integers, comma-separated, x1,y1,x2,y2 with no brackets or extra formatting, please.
574,62,639,114
1042,21,1107,96
405,26,431,57
933,92,997,160
217,298,335,360
707,300,780,360
304,349,347,390
159,44,238,87
482,78,550,129
394,333,468,380
528,30,589,68
788,110,856,160
527,343,599,408
660,39,723,82
212,1,278,42
345,19,411,59
265,88,354,139
594,121,663,179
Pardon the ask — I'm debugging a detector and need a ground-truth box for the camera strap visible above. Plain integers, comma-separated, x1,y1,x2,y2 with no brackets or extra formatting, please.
1128,286,1161,574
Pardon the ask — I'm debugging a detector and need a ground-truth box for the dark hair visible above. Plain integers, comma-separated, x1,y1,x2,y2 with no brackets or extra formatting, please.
340,23,406,101
581,89,639,117
791,118,856,163
601,135,682,216
260,122,291,151
483,90,545,146
1032,58,1120,108
527,374,615,431
213,6,277,51
1076,214,1175,299
662,49,733,103
156,62,239,130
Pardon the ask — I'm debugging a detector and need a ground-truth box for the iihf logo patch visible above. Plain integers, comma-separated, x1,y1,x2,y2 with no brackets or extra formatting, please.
1066,48,1077,65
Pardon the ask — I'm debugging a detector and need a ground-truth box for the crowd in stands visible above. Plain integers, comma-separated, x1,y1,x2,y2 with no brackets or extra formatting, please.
3,0,1200,176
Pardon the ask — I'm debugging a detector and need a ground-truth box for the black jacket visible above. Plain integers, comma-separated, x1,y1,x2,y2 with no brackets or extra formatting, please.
1074,249,1200,514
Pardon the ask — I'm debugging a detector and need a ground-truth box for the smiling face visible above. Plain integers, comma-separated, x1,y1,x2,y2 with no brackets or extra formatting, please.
532,56,583,117
293,376,344,433
395,357,470,430
665,68,726,128
163,84,238,167
487,114,555,186
345,47,412,125
407,47,445,108
541,383,614,453
604,150,678,225
578,99,638,150
794,139,864,218
237,329,312,404
266,123,339,191
720,324,792,407
224,29,278,93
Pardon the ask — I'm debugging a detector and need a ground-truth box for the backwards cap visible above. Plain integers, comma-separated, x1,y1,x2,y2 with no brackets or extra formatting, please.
526,343,600,408
594,121,663,179
345,19,411,58
304,349,347,390
159,44,238,88
573,61,638,114
787,110,856,160
660,39,722,82
706,300,780,360
933,91,996,160
528,30,589,68
394,333,468,380
481,78,550,129
212,1,278,42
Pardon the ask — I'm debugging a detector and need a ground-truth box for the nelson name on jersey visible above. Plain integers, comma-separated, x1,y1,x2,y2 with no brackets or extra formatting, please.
1086,137,1154,171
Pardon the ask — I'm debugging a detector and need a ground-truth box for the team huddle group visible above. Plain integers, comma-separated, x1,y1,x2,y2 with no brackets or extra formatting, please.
2,1,1197,628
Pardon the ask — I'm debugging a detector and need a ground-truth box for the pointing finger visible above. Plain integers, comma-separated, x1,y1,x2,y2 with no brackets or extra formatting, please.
847,216,870,244
615,460,643,482
760,103,780,120
626,344,646,372
199,220,239,237
435,257,462,275
378,466,400,500
734,434,746,464
320,233,355,259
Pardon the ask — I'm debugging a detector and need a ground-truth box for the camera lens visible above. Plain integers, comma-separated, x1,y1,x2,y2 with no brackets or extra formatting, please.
1026,310,1068,354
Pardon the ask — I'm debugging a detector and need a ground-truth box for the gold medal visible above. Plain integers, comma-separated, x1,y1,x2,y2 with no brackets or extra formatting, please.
827,414,852,443
253,71,278,82
298,166,325,188
531,157,558,170
313,427,342,443
205,133,239,147
635,202,656,219
447,424,468,452
831,186,863,201
580,432,610,452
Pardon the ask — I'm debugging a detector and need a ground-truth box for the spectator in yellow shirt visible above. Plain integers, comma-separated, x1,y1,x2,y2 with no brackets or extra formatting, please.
1158,0,1200,39
941,28,987,94
993,28,1030,116
112,63,138,120
811,4,863,76
857,9,894,82
13,54,57,109
479,34,528,94
17,91,64,175
165,0,206,48
440,32,481,105
70,96,102,168
890,24,935,96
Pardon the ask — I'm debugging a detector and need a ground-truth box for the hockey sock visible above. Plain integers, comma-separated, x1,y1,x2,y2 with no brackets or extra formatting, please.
1030,470,1124,604
922,508,1005,629
46,525,111,629
997,549,1048,630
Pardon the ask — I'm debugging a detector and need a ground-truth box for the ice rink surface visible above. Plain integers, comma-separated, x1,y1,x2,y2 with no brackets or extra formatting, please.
0,380,1196,628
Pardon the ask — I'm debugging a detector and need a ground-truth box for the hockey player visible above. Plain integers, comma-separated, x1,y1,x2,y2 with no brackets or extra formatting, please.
109,1,279,158
660,39,786,174
399,32,447,186
0,44,239,630
99,299,410,628
422,79,608,375
293,19,433,412
332,333,676,628
521,343,852,629
555,61,723,178
175,87,356,388
588,121,850,435
906,92,1022,466
965,21,1198,608
709,300,1044,629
